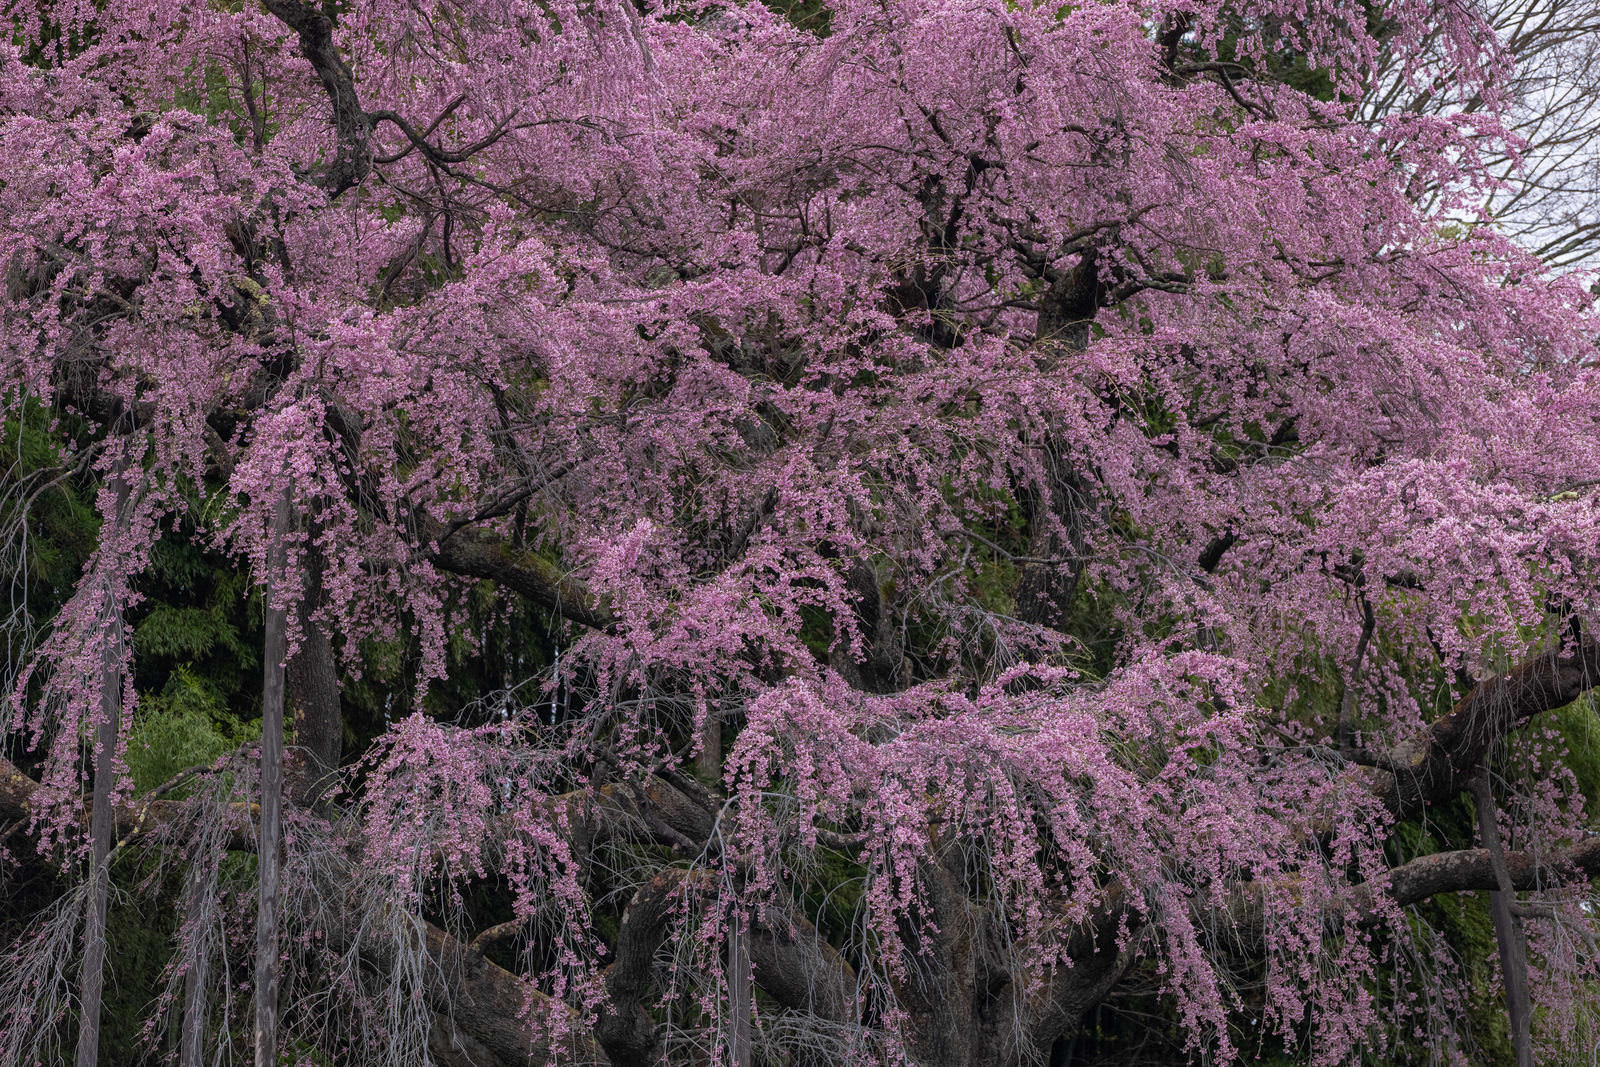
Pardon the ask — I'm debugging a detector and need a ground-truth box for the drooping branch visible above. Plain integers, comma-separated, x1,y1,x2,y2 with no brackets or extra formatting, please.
2,753,602,1067
586,779,860,1028
1019,830,1600,1058
1371,636,1600,819
727,908,752,1067
529,774,717,872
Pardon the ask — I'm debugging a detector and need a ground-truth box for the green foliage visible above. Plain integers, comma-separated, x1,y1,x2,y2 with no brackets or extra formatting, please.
1548,696,1600,819
0,407,100,665
797,602,835,660
129,519,261,726
969,553,1018,619
125,666,259,794
805,846,867,945
133,604,248,661
761,0,833,34
1423,892,1513,1066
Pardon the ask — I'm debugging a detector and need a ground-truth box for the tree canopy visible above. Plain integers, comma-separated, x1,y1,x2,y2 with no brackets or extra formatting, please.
2,0,1600,1064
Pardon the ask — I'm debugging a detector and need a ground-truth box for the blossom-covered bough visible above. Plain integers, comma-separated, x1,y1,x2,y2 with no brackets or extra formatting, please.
2,0,1599,1064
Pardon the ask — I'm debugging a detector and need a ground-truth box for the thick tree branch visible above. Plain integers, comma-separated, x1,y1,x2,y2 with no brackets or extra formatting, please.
428,524,613,630
1381,836,1600,908
417,921,606,1067
1371,637,1600,818
262,0,373,196
746,906,857,1023
0,755,256,853
596,868,693,1065
1024,892,1142,1056
1212,836,1600,940
595,863,859,1065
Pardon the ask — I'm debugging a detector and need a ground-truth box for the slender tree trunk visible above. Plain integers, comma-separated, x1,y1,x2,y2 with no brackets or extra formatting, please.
697,708,722,782
178,862,213,1067
728,909,752,1067
1486,891,1534,1067
255,492,291,1067
286,542,341,808
75,473,128,1067
1472,772,1535,1067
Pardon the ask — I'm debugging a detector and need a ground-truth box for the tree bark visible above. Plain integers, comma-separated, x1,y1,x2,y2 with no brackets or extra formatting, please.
696,707,722,782
260,0,372,197
429,522,611,630
1017,254,1096,634
74,472,128,1067
415,922,605,1067
1014,449,1085,632
286,542,341,808
597,868,697,1065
